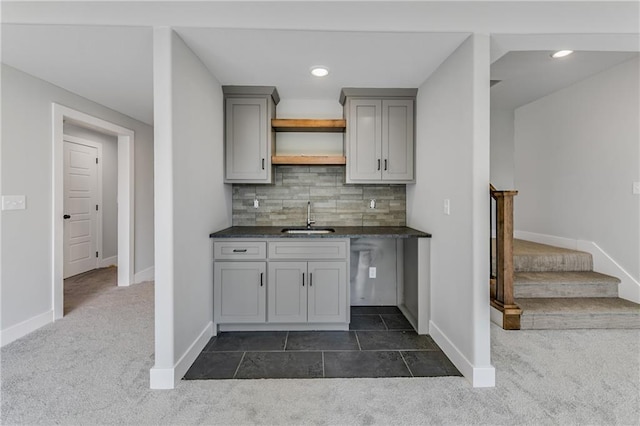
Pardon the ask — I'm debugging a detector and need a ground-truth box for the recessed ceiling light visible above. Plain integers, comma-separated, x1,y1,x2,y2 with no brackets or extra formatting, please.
310,66,329,77
551,50,574,59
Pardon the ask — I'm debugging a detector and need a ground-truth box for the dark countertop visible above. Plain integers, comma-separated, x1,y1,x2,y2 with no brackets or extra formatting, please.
209,226,431,239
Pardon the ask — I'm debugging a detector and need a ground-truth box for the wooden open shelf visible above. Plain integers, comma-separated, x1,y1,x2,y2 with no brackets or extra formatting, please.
270,118,346,164
271,155,346,165
271,119,346,133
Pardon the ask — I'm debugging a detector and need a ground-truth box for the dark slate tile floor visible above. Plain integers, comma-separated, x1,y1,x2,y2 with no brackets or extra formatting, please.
184,306,462,380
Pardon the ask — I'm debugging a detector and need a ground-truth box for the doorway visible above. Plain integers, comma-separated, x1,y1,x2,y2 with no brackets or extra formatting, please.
52,104,135,320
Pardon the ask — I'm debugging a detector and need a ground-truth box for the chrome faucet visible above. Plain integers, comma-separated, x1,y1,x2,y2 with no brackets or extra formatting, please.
307,201,315,229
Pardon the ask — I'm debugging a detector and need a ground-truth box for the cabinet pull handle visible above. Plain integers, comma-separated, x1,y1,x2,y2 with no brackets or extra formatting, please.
309,273,313,287
262,158,265,170
384,159,388,171
302,273,305,287
260,272,264,287
377,159,381,171
232,249,247,253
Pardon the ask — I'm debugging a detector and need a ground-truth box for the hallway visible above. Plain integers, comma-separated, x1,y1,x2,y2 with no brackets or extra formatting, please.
64,267,118,315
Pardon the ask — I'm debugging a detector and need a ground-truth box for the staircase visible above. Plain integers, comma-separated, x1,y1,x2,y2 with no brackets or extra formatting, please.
512,239,640,330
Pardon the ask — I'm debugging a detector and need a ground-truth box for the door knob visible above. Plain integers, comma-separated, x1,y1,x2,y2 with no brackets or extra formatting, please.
63,214,71,219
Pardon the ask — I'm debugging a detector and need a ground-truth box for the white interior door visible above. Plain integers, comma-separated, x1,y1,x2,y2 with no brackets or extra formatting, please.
64,141,98,278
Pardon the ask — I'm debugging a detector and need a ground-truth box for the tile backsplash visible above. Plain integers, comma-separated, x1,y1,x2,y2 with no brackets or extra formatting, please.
233,166,406,227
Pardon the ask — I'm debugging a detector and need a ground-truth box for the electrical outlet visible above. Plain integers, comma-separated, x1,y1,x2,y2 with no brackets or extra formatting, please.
253,199,259,208
443,199,450,215
369,267,377,279
2,195,26,211
633,182,640,195
369,199,376,209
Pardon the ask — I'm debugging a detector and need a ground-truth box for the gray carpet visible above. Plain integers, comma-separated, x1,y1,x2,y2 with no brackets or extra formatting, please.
512,239,594,272
2,268,639,425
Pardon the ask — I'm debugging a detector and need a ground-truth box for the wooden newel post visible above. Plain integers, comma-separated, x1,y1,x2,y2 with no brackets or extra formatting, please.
490,188,522,330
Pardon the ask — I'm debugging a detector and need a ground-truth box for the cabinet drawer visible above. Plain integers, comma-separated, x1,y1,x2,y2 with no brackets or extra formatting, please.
268,241,347,260
214,242,266,260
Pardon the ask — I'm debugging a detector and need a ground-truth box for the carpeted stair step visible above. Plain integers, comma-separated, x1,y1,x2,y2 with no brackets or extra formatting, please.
517,297,640,330
514,271,620,298
513,240,593,272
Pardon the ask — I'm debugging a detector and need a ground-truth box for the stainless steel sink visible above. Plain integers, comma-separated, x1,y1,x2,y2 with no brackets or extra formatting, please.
281,227,335,235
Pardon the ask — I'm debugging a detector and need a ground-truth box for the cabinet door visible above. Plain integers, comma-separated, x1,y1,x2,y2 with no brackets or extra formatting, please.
268,262,307,323
225,98,269,182
307,261,347,323
382,99,414,182
346,99,382,182
214,262,266,323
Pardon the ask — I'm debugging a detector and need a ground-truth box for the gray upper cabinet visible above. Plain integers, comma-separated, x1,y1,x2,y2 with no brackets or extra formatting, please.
382,99,414,181
341,88,416,184
223,86,279,183
347,99,382,181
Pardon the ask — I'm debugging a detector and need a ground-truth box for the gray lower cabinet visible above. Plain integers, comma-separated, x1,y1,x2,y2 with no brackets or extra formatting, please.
214,261,266,323
268,261,348,323
267,262,307,323
213,239,349,328
307,261,348,323
341,89,416,183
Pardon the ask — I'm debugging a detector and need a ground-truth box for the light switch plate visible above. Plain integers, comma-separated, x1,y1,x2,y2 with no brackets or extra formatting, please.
444,199,451,215
369,267,377,279
2,195,26,210
633,182,640,195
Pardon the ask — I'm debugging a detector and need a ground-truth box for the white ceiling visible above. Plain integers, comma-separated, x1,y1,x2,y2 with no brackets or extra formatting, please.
1,24,154,124
2,1,639,125
4,1,639,35
1,24,470,124
491,50,639,109
175,28,469,101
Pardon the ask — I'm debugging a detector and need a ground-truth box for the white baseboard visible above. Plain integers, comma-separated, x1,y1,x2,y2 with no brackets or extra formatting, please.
149,366,174,390
515,230,640,303
1,310,54,347
150,321,213,389
472,366,498,388
98,256,118,268
68,257,117,273
429,320,495,388
134,266,155,284
489,306,504,328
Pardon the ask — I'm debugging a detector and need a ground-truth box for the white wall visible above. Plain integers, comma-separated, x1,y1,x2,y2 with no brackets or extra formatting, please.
63,123,118,260
514,57,640,281
490,108,515,189
1,64,154,335
407,34,494,387
151,28,231,389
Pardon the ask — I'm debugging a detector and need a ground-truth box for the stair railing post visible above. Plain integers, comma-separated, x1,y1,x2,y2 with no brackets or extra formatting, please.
496,192,514,305
490,186,521,330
